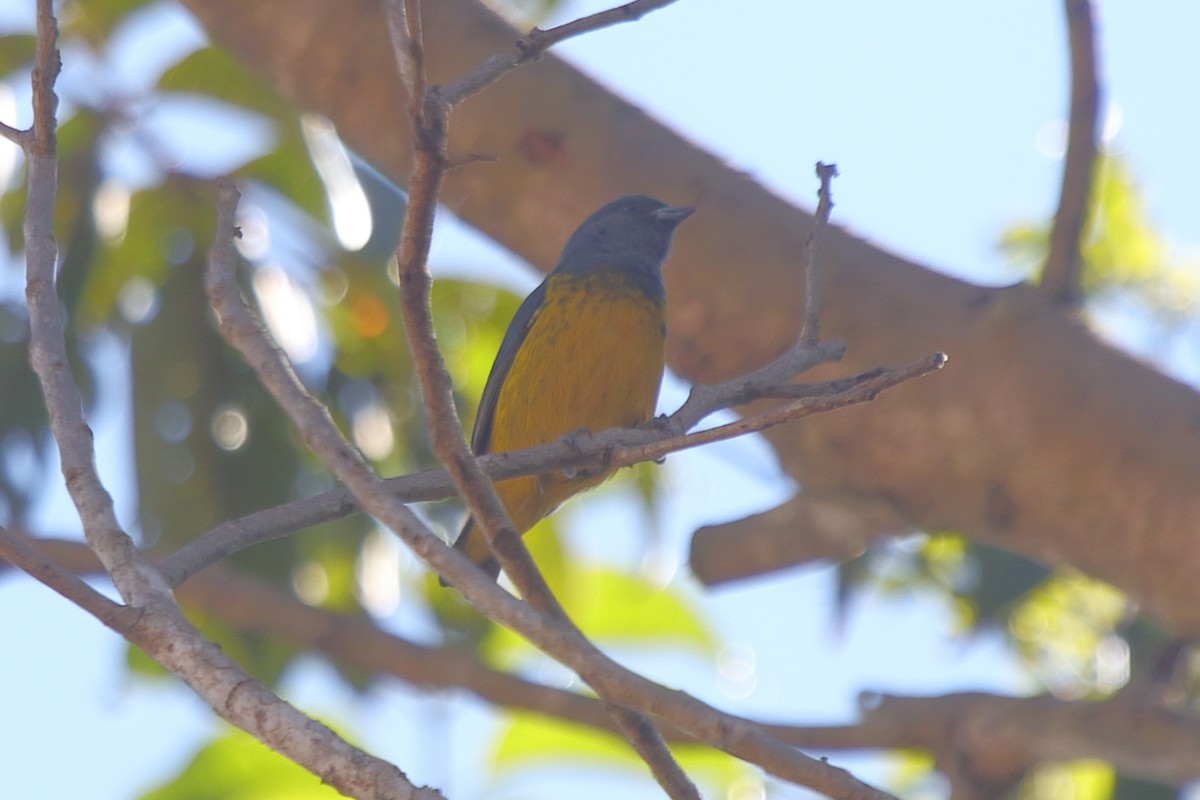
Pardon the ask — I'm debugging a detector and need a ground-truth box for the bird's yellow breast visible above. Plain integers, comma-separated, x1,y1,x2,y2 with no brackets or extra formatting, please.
485,270,665,531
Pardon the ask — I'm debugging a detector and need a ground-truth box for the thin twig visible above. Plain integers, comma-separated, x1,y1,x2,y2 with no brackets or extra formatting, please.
386,0,428,127
0,120,26,145
1041,0,1101,308
0,527,135,631
23,0,166,606
438,0,682,107
385,0,571,618
158,343,950,587
517,0,682,57
799,162,837,345
620,353,946,467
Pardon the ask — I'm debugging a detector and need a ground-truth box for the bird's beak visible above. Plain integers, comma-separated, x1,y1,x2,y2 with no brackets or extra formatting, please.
654,205,695,225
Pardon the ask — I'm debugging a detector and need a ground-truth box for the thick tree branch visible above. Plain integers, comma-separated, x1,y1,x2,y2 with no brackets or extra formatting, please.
856,692,1200,790
1040,0,1101,306
163,0,1200,636
691,492,908,585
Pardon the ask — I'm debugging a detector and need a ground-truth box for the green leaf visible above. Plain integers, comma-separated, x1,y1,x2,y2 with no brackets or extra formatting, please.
0,304,49,520
1007,570,1128,697
242,142,327,222
78,181,186,326
1107,773,1179,800
432,279,523,426
490,713,747,794
63,0,157,45
959,542,1052,630
1083,156,1164,290
483,566,716,668
139,727,348,800
569,568,715,649
158,47,328,218
999,152,1196,314
0,34,36,74
425,516,567,649
158,47,295,120
1017,760,1114,800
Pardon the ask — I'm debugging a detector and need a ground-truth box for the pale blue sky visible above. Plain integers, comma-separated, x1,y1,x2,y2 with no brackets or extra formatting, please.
3,2,1198,799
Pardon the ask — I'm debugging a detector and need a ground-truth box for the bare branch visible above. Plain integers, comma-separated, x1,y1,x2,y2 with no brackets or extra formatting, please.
1040,0,1101,307
386,0,428,125
0,527,133,631
620,354,947,466
0,120,26,144
23,0,167,607
438,0,681,106
856,691,1200,788
28,0,59,155
517,0,682,57
383,0,504,587
4,532,439,800
691,493,907,586
159,344,942,587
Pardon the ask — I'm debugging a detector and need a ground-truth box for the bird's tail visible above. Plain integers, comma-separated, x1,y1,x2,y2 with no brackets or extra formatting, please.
439,518,501,587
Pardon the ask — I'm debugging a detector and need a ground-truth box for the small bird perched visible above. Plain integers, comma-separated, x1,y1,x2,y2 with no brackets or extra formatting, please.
446,195,693,583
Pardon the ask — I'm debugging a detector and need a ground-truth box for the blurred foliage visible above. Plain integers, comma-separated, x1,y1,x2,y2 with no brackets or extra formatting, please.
3,1,1196,798
490,712,751,797
0,1,700,793
481,565,716,671
139,726,346,800
1007,571,1128,699
489,0,567,26
837,535,1051,637
1002,152,1199,319
834,145,1199,796
0,0,554,687
885,750,942,799
837,536,1185,799
61,0,158,44
837,533,1185,705
1015,760,1115,800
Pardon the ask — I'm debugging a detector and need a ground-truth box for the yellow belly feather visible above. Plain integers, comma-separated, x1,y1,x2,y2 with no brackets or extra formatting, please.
486,272,665,532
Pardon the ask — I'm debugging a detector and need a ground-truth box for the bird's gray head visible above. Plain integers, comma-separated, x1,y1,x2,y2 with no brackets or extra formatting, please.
557,195,694,272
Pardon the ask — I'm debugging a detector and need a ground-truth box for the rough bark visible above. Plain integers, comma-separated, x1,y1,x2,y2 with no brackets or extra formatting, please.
178,0,1200,633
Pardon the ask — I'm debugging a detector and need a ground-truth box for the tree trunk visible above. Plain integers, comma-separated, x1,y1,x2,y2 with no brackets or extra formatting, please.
179,0,1200,634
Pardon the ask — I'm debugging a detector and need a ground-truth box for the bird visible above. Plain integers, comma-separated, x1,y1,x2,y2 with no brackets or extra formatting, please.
445,195,693,584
